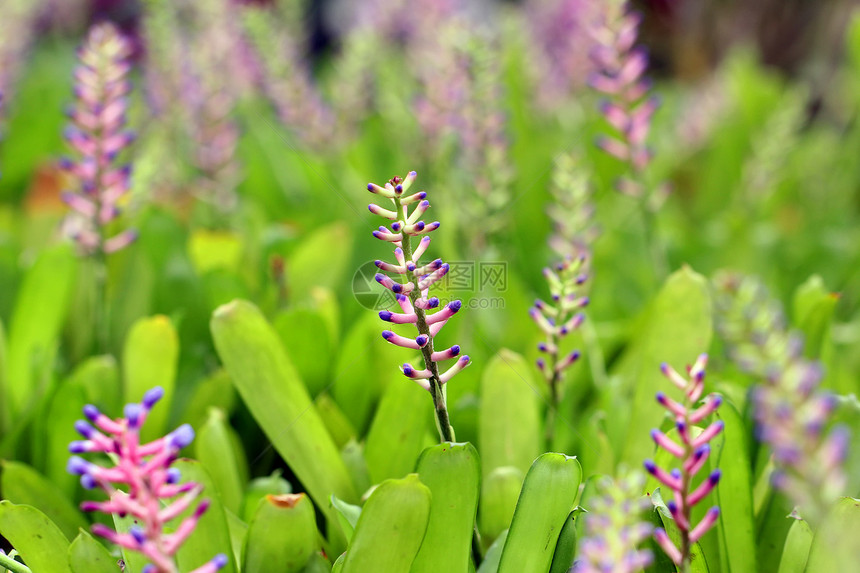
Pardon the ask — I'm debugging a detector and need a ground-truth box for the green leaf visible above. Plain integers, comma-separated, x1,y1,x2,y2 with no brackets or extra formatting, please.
804,498,860,571
650,489,710,573
341,475,431,573
478,349,542,478
548,511,578,573
195,408,247,515
0,501,72,573
341,440,371,497
188,229,244,275
225,509,249,569
712,400,757,572
68,530,117,573
476,530,508,573
776,518,812,573
242,471,293,523
288,221,353,301
364,368,432,485
6,244,77,416
755,487,795,573
330,495,362,544
178,369,236,431
275,308,333,397
617,266,712,467
243,493,320,573
122,315,179,442
791,275,838,360
478,466,524,548
498,453,582,573
316,393,357,450
210,300,358,530
0,461,88,542
173,460,237,573
411,442,481,573
45,356,120,498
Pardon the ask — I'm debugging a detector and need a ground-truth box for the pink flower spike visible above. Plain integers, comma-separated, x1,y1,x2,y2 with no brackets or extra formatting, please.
417,264,450,290
401,363,432,379
689,353,709,381
61,192,97,217
685,445,711,475
600,100,629,132
395,294,414,314
588,72,621,95
440,355,470,383
379,310,417,324
368,203,398,219
375,260,406,274
643,460,681,491
415,297,439,310
367,182,396,198
431,345,461,361
689,507,720,543
655,391,687,418
692,420,725,448
595,136,629,160
426,300,462,325
555,350,581,372
529,307,555,335
688,470,721,506
660,363,689,390
381,331,429,349
375,273,405,293
401,191,427,205
188,554,229,573
559,313,585,335
689,394,723,424
654,528,682,565
414,221,441,235
651,429,685,458
414,258,443,275
372,229,403,242
163,500,211,554
412,235,432,261
407,200,430,224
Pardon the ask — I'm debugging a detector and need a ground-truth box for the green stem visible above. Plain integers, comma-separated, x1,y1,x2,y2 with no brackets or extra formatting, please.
0,553,32,573
393,194,455,443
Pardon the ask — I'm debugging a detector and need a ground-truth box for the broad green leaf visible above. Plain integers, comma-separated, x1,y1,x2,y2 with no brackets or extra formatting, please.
122,315,178,442
498,453,582,573
6,243,77,416
804,497,860,571
242,471,293,522
573,476,600,542
195,408,246,515
210,300,358,530
288,221,353,300
650,489,710,573
791,275,838,360
364,369,432,485
477,530,508,573
316,393,357,449
1,461,88,542
341,475,431,573
178,369,236,431
225,509,248,569
0,318,8,433
479,349,542,478
755,488,795,573
776,518,812,573
548,511,578,573
45,356,120,497
331,495,362,544
188,229,244,275
712,400,757,572
68,529,116,573
0,501,72,573
301,552,333,573
617,267,712,467
275,308,333,397
243,493,320,573
341,439,371,497
412,442,481,573
173,460,237,573
332,314,402,434
478,466,524,548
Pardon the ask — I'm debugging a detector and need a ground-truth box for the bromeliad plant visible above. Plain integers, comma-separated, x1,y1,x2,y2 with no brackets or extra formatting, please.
644,354,723,570
67,387,227,573
368,171,470,442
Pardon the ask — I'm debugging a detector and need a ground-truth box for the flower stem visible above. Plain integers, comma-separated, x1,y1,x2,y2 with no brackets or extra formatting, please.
0,553,32,573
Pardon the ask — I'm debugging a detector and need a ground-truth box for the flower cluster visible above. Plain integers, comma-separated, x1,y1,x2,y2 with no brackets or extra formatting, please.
546,153,599,261
715,272,848,524
644,354,722,568
60,22,136,255
368,171,469,442
67,387,226,573
589,2,660,202
0,0,41,125
530,255,589,437
575,471,654,573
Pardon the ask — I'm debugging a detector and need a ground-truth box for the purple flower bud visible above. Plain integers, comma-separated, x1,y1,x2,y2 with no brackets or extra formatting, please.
83,405,100,421
166,468,182,484
67,456,91,476
124,403,143,428
142,386,165,409
168,424,195,450
74,420,96,439
130,525,146,546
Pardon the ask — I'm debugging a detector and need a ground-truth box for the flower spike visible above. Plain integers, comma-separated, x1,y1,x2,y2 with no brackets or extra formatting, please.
68,388,226,573
644,355,722,569
367,171,468,442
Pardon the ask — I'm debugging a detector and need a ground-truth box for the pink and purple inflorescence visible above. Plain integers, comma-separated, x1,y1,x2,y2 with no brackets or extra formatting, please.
644,354,723,566
67,387,226,573
60,22,136,255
